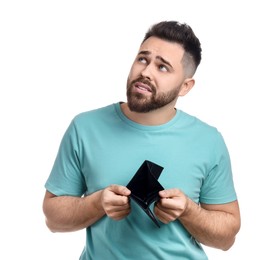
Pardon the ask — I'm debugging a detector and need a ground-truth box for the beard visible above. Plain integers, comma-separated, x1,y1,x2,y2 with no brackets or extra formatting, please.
126,77,181,113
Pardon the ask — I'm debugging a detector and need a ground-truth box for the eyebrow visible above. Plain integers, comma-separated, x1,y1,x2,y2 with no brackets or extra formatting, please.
138,50,173,69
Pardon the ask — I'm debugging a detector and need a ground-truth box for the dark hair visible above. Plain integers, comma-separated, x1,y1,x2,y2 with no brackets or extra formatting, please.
142,21,202,77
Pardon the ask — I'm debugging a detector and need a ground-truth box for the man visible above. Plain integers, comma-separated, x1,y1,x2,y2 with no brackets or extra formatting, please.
43,21,241,259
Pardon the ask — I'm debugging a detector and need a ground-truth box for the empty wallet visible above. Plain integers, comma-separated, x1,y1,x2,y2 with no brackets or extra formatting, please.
126,160,164,228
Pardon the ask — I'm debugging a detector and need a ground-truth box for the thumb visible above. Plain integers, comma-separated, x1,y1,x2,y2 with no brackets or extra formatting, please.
110,184,131,196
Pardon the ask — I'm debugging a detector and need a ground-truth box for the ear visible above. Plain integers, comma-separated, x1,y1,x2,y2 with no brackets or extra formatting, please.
179,78,195,96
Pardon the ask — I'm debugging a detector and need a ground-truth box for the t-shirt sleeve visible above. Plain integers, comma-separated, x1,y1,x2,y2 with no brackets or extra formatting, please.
45,118,87,196
200,132,237,204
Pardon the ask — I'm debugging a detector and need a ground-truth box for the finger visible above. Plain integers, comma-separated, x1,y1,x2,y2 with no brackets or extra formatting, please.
159,197,176,209
159,188,181,198
112,202,131,211
106,205,131,220
109,208,131,220
154,206,173,224
109,184,131,196
110,194,130,207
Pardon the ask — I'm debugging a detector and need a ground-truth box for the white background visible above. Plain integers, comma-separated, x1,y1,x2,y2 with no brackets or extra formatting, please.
1,0,278,259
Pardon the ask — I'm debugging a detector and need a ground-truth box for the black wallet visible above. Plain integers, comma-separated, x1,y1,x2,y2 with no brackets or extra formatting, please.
126,160,164,228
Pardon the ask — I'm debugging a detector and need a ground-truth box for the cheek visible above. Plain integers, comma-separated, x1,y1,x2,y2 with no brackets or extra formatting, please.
157,78,177,90
127,72,133,86
127,64,135,77
130,60,145,74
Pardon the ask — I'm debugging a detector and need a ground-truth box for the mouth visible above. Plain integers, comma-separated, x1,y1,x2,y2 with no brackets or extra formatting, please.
134,82,152,93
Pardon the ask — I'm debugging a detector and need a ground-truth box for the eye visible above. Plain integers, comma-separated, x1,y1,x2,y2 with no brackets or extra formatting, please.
138,57,147,64
159,64,168,72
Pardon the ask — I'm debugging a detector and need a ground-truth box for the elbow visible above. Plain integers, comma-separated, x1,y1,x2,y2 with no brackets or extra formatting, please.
45,218,72,233
45,218,59,233
43,196,61,232
221,236,236,251
221,221,241,251
44,216,72,233
43,207,63,233
43,208,56,233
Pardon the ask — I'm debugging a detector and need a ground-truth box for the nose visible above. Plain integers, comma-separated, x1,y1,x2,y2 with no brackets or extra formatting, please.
140,64,153,80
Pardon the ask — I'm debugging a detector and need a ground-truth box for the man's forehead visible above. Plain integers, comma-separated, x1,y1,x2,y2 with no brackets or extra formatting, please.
139,37,184,61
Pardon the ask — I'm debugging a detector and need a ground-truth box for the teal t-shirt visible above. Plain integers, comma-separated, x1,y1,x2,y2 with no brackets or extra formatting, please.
45,103,237,260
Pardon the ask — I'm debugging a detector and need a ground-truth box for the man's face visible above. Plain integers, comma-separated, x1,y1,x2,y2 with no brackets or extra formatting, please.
126,36,186,113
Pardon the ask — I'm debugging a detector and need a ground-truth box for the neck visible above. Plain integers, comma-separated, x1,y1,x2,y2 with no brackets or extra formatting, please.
120,102,177,126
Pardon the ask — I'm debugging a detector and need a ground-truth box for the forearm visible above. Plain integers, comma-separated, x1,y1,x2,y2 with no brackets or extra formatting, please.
43,190,105,232
179,199,240,250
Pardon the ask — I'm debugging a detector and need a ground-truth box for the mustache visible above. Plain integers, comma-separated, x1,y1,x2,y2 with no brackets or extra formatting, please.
130,77,156,92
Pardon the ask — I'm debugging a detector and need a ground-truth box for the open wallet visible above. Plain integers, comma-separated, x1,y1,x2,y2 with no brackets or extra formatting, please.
126,160,165,228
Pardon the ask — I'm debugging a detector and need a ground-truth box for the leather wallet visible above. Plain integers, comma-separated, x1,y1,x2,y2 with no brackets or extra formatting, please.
126,160,164,228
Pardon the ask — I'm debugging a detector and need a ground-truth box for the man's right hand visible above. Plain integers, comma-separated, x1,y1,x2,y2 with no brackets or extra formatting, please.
101,185,131,220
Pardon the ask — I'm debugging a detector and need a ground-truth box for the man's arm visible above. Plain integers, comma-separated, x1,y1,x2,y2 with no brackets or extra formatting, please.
42,185,131,232
154,189,241,251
